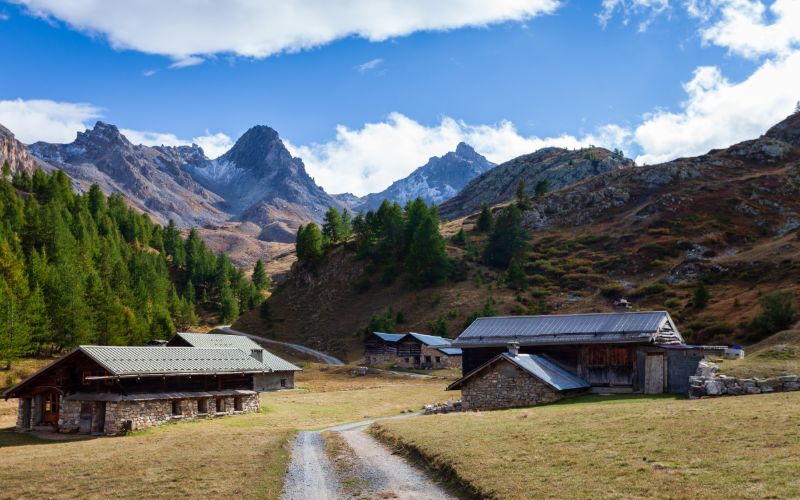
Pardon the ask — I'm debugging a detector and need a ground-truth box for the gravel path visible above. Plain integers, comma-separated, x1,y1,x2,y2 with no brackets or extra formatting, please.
281,416,455,500
339,424,455,499
216,326,345,365
281,431,342,500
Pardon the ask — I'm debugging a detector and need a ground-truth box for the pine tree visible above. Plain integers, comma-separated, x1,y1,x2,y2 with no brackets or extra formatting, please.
506,258,527,290
340,208,353,241
693,282,710,309
1,161,10,179
516,180,530,209
406,211,448,287
252,259,270,290
476,203,493,233
296,223,323,264
796,100,800,114
219,282,239,323
322,207,344,245
534,179,550,197
451,228,467,246
484,205,528,268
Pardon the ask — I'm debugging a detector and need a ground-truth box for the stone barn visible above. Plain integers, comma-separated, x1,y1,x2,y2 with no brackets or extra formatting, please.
449,311,724,409
447,343,590,410
364,332,462,369
167,332,300,390
3,335,300,435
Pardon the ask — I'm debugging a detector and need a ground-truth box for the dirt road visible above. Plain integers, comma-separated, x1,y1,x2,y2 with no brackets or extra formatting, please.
216,326,345,365
280,416,455,500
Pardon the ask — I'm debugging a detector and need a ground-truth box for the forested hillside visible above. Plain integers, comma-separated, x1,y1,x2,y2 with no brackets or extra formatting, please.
0,164,266,366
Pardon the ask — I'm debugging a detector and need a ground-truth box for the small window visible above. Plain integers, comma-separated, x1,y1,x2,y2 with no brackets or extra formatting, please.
405,358,409,363
234,397,243,411
425,355,432,363
197,399,208,414
280,378,287,387
171,400,182,416
216,398,225,413
435,356,441,364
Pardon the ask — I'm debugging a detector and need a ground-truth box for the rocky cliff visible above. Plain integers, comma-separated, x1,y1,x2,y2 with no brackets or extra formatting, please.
439,147,633,219
0,124,44,175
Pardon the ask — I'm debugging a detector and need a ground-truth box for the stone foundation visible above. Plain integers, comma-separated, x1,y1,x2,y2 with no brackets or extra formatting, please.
460,360,565,410
20,393,261,435
689,374,800,398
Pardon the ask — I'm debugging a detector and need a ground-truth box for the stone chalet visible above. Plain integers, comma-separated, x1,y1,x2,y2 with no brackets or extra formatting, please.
364,332,462,369
448,311,725,410
2,333,300,435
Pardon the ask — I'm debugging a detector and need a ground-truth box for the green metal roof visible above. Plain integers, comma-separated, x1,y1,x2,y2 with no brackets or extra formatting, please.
172,333,301,372
80,346,269,375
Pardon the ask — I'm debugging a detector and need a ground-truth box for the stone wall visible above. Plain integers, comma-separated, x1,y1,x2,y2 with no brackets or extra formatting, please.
689,374,800,398
461,360,564,410
393,345,461,370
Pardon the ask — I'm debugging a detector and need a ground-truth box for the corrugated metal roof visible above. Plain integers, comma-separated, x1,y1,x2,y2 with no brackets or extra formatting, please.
173,333,301,372
448,353,590,392
405,332,453,346
505,354,591,391
174,332,264,351
436,347,463,356
64,389,256,402
453,312,679,347
373,332,405,342
80,346,268,375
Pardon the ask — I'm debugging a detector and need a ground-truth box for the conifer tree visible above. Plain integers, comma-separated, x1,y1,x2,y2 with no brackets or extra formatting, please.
476,203,493,233
406,211,448,287
296,223,323,264
516,180,530,209
252,259,270,290
484,205,528,268
322,207,344,245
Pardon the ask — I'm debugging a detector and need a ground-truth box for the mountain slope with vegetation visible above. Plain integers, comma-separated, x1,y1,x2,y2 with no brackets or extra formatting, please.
234,113,800,361
0,167,265,367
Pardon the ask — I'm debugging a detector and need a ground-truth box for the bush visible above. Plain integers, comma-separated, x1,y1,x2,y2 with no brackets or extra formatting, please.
633,283,668,297
749,291,798,338
693,282,710,309
600,283,626,298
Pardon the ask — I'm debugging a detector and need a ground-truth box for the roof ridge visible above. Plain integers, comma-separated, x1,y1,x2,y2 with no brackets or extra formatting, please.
475,311,667,320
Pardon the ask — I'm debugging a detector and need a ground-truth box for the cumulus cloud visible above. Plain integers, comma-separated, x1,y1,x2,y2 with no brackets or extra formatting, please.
0,98,101,143
288,113,631,196
690,0,800,59
121,128,233,159
634,52,800,164
13,0,560,63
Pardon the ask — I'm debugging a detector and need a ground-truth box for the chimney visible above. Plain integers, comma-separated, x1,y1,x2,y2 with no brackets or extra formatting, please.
507,342,520,356
250,349,263,363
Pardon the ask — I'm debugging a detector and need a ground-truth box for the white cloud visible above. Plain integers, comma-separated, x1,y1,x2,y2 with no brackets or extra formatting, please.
121,128,233,159
598,0,670,30
634,52,800,164
0,98,101,143
691,0,800,59
13,0,560,63
288,112,630,196
356,58,384,72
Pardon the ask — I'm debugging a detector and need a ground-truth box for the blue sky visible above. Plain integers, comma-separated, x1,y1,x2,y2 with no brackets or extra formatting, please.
1,1,798,195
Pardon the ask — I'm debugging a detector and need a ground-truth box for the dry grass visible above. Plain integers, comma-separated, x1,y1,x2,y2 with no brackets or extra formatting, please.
374,392,800,499
0,364,452,499
719,330,800,378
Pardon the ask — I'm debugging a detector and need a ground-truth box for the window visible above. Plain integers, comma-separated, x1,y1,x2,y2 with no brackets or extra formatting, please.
435,356,441,364
216,398,225,413
425,356,432,364
405,358,410,363
171,400,182,416
197,399,208,414
234,397,243,411
280,379,287,388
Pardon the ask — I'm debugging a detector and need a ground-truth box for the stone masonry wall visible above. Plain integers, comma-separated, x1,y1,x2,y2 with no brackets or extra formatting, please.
254,371,295,391
461,360,564,410
689,359,800,398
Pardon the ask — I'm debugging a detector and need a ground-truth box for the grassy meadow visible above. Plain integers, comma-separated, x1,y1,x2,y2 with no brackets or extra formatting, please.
374,392,800,499
0,364,454,499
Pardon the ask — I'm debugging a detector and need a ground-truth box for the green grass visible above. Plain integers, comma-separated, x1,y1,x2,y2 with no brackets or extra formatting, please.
374,392,800,499
719,329,800,378
0,364,453,499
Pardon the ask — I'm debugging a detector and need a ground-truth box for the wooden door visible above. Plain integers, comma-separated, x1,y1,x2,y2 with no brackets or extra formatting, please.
79,403,93,434
645,353,665,394
42,391,60,424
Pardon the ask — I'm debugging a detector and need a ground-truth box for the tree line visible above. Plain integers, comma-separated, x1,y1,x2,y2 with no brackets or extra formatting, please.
0,165,267,367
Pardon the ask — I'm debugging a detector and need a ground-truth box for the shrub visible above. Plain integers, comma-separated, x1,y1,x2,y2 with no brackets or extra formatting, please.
749,291,798,338
693,282,710,309
600,283,626,298
633,283,668,297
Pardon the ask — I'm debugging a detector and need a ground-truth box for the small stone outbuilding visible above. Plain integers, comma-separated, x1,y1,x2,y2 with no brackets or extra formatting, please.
448,344,590,410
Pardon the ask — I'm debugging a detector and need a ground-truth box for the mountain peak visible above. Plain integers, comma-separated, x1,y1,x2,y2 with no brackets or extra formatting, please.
220,124,287,168
75,121,131,148
764,112,800,147
454,142,478,157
